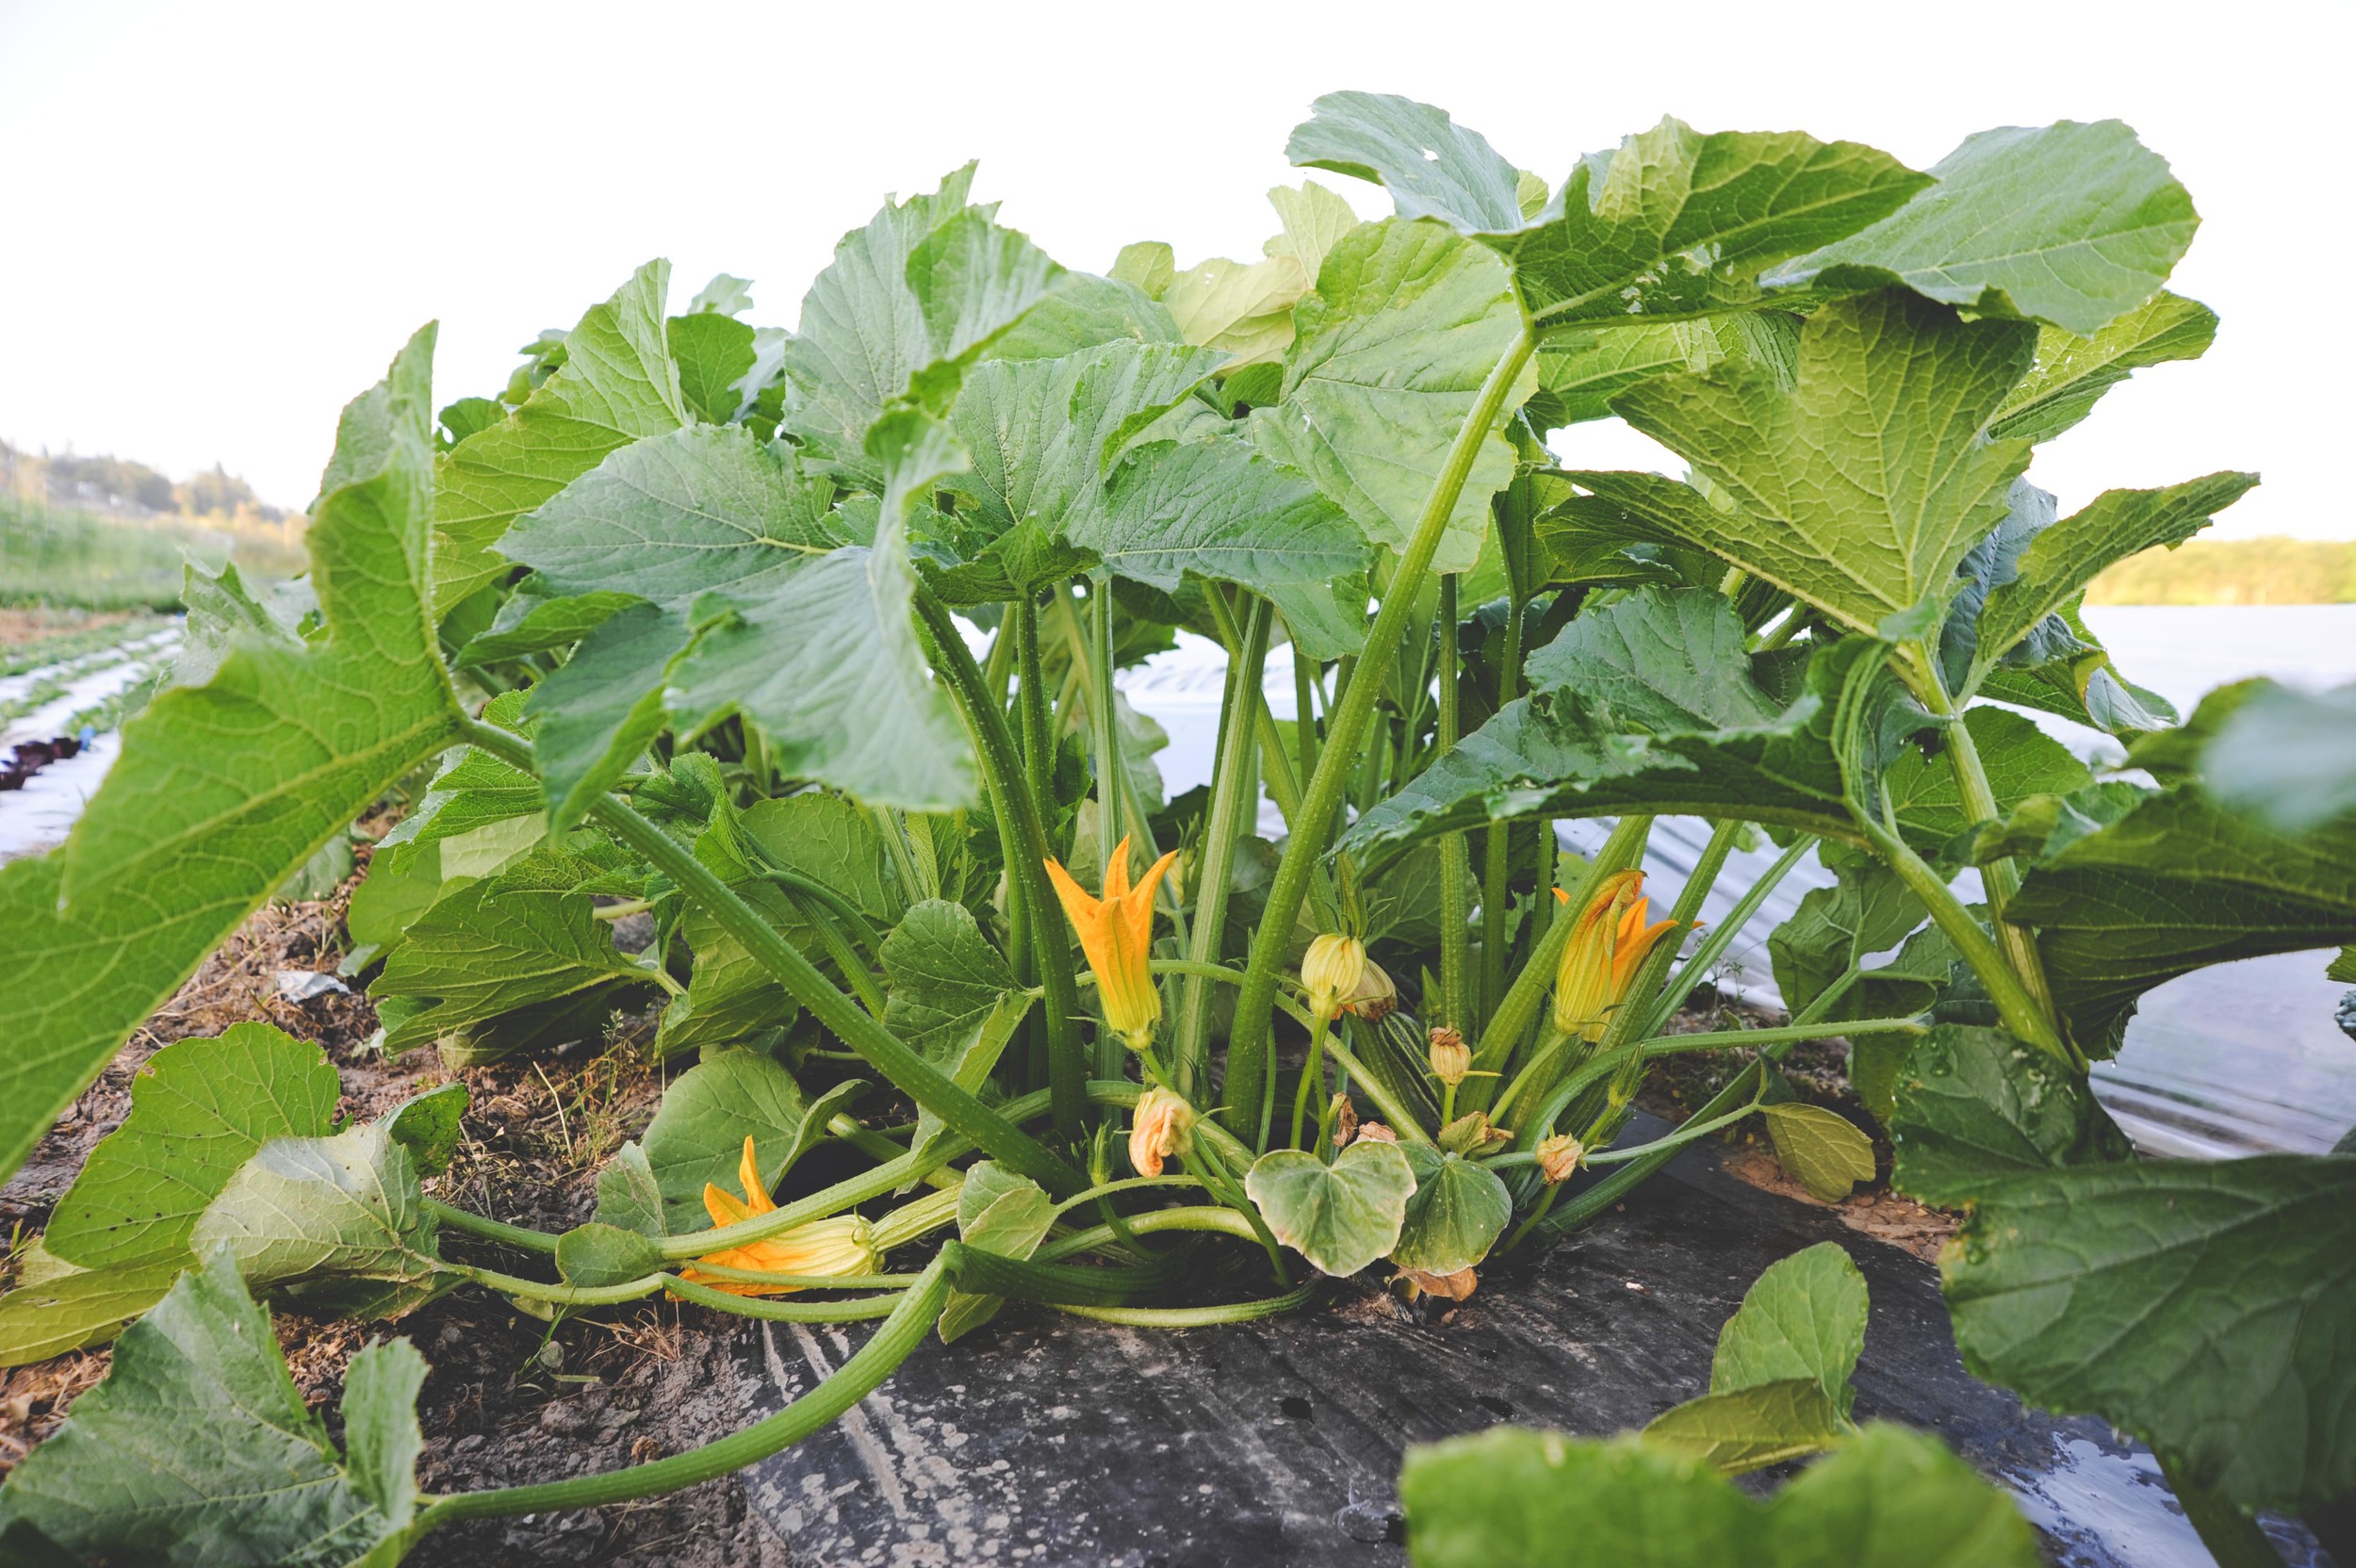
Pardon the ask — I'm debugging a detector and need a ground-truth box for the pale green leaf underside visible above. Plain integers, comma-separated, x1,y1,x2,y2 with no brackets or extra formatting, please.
1244,1139,1416,1277
0,326,464,1190
1762,1103,1876,1202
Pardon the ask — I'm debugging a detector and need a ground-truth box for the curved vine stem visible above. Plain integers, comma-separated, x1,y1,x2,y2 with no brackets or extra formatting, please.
1221,327,1536,1147
413,1256,953,1527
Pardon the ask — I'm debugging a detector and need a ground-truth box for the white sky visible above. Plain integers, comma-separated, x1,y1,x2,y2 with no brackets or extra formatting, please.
1,0,2347,541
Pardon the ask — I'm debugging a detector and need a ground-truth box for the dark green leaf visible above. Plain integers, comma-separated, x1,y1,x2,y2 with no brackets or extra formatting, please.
1945,1154,2356,1511
1765,1422,2040,1567
941,1162,1056,1343
555,1221,665,1288
638,1049,813,1233
1888,1025,2132,1205
1524,587,1780,732
384,1083,468,1178
1878,707,2091,853
882,900,1033,1161
2004,787,2356,1054
1392,1145,1512,1275
667,311,757,424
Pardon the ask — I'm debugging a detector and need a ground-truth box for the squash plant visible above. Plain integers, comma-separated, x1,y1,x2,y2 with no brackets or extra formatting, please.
0,90,2348,1567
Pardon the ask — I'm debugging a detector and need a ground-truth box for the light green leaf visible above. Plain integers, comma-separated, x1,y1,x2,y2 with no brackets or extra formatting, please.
1287,95,1927,326
434,261,687,610
667,310,757,424
1532,318,1735,427
1402,1422,2036,1568
1766,121,2199,335
172,557,310,688
1888,1025,2132,1205
1765,1422,2040,1568
1084,437,1367,595
653,898,799,1060
0,1252,190,1368
1767,860,1927,1023
902,206,1068,408
1244,1138,1416,1277
1643,1379,1847,1475
0,326,463,1189
1988,291,2217,444
1609,289,2037,634
555,1221,665,1289
984,270,1180,363
1879,707,2091,853
1250,217,1531,574
2209,680,2356,833
1109,241,1174,300
1265,181,1363,285
2004,782,2356,1054
0,1250,427,1568
192,1123,444,1318
1945,1154,2356,1511
1392,1145,1512,1275
368,850,646,1053
385,1083,468,1178
670,409,977,809
1710,1242,1867,1415
638,1049,813,1233
42,1023,340,1272
1966,472,2256,695
1760,1103,1875,1202
593,1141,666,1237
941,1161,1056,1343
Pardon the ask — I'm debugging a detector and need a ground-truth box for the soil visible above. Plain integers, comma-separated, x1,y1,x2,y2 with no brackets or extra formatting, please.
0,872,1952,1565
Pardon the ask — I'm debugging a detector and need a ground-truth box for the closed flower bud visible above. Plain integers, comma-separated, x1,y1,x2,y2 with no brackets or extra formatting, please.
1427,1025,1470,1087
1129,1086,1195,1178
1536,1133,1585,1185
1339,956,1397,1021
1301,933,1367,1021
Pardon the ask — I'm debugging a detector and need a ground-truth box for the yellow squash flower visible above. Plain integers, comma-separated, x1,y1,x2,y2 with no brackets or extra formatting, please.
1301,932,1367,1021
1427,1025,1470,1087
683,1136,879,1297
1045,834,1179,1053
1129,1086,1196,1177
1550,870,1681,1042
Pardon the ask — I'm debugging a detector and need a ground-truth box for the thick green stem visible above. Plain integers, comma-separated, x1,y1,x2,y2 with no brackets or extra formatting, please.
1319,1035,1434,1145
1436,575,1472,1031
1174,597,1271,1099
916,592,1091,1141
1478,594,1527,1023
1088,580,1123,858
1051,1281,1317,1327
1461,814,1651,1116
459,720,1081,1196
1858,813,2076,1067
1222,328,1536,1145
1905,645,2063,1036
415,1257,952,1527
2165,1462,2292,1568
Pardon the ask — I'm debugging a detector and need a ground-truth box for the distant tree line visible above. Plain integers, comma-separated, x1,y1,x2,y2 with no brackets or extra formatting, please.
0,440,288,524
2087,535,2356,605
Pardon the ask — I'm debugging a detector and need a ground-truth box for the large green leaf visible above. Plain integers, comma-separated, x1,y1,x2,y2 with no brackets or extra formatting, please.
668,411,978,809
1945,1154,2356,1511
781,167,1063,486
191,1123,444,1318
1087,437,1367,599
1607,290,2037,634
638,1049,814,1233
882,899,1034,1162
1963,472,2256,696
1399,1423,2037,1568
1244,1139,1416,1277
434,261,688,610
0,1025,342,1365
1766,121,2199,335
1987,291,2217,444
1878,708,2091,852
1250,216,1531,573
1887,1025,2132,1205
0,326,464,1188
0,1250,428,1567
368,849,647,1053
1711,1242,1869,1413
1286,94,1927,326
1392,1145,1512,1275
2004,784,2356,1053
1524,586,1781,732
1346,631,1900,855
